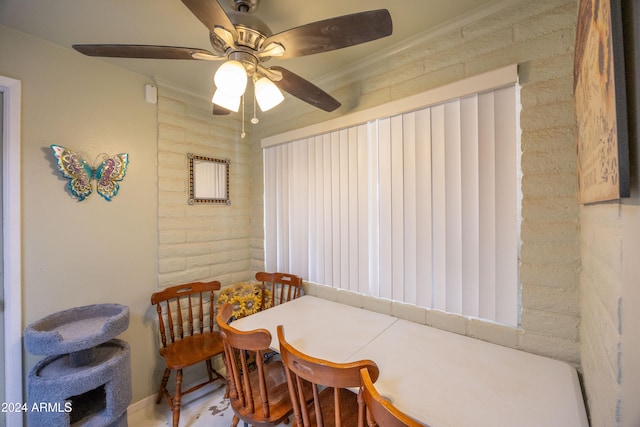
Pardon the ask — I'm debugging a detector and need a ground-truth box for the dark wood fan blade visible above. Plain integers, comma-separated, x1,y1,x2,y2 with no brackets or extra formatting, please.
72,44,220,60
182,0,238,40
262,9,392,59
212,104,231,115
269,66,340,112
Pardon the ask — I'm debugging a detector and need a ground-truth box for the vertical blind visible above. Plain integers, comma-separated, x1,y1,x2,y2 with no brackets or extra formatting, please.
264,83,520,326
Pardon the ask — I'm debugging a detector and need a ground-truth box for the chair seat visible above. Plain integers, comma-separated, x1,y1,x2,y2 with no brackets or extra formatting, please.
159,331,224,370
231,360,292,426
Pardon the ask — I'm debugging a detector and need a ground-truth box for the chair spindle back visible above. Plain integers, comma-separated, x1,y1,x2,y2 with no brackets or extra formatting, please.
216,303,293,426
151,281,218,348
256,272,303,309
277,324,379,427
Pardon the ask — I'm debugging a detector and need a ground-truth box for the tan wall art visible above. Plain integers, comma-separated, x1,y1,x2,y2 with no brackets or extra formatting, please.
574,0,630,204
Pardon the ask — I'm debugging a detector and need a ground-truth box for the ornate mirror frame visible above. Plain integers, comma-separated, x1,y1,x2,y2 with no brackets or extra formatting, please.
188,153,230,205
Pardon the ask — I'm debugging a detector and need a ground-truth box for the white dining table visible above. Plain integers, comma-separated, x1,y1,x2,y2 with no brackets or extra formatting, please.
230,295,588,427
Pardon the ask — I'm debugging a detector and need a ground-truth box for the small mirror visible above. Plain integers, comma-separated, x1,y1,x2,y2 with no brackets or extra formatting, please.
188,153,230,205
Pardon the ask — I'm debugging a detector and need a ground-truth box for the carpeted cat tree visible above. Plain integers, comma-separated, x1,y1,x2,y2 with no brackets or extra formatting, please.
24,303,131,427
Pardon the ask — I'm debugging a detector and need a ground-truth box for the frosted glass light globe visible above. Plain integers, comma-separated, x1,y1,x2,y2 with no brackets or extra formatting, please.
212,89,241,112
214,60,247,97
254,77,284,112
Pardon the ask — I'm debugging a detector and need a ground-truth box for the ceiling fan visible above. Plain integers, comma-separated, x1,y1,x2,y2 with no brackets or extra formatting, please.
73,0,393,115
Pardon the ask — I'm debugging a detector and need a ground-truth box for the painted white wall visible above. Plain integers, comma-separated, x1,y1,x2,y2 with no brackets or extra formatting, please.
0,25,159,404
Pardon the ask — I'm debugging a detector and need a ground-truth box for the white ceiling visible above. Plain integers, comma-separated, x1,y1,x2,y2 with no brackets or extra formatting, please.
0,0,503,99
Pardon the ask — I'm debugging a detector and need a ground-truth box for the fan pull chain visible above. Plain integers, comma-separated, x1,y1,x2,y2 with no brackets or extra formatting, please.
251,89,259,124
241,94,246,139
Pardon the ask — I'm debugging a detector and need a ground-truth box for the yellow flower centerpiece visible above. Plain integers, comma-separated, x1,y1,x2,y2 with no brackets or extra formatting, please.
217,282,272,320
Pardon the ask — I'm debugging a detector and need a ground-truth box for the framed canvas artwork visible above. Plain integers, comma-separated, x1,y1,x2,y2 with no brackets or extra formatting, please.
574,0,630,203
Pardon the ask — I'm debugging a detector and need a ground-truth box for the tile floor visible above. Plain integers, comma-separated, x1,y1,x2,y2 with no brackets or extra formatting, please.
127,382,289,427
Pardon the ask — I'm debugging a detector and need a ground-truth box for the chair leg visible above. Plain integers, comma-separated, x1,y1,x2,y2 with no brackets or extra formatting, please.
206,358,215,381
156,368,171,404
172,369,183,427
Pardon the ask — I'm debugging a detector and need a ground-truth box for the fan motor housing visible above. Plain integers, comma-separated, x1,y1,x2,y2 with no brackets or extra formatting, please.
210,9,272,65
229,51,258,75
229,0,259,13
235,23,268,50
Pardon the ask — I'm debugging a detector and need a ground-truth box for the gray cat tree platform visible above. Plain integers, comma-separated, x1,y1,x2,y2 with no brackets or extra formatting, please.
24,303,131,427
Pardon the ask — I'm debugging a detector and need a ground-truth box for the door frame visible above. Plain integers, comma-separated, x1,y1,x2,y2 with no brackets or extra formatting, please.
1,75,23,427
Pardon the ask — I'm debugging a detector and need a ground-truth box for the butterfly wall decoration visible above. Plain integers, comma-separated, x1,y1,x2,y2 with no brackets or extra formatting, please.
50,145,129,201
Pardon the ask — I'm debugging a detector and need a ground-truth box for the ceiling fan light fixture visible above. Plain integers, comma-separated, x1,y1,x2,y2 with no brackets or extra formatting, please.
212,89,241,112
72,1,392,116
254,77,284,112
214,60,248,97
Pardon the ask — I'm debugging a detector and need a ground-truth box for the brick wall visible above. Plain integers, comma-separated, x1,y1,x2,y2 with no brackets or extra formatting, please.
157,85,253,288
580,206,622,425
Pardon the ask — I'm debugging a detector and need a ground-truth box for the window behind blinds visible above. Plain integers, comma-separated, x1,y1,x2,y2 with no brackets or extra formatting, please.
263,67,520,326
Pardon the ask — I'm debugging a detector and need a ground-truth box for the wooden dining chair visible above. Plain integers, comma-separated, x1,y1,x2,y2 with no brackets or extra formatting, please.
150,281,226,427
277,324,380,427
216,303,294,427
256,271,303,309
359,367,426,427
